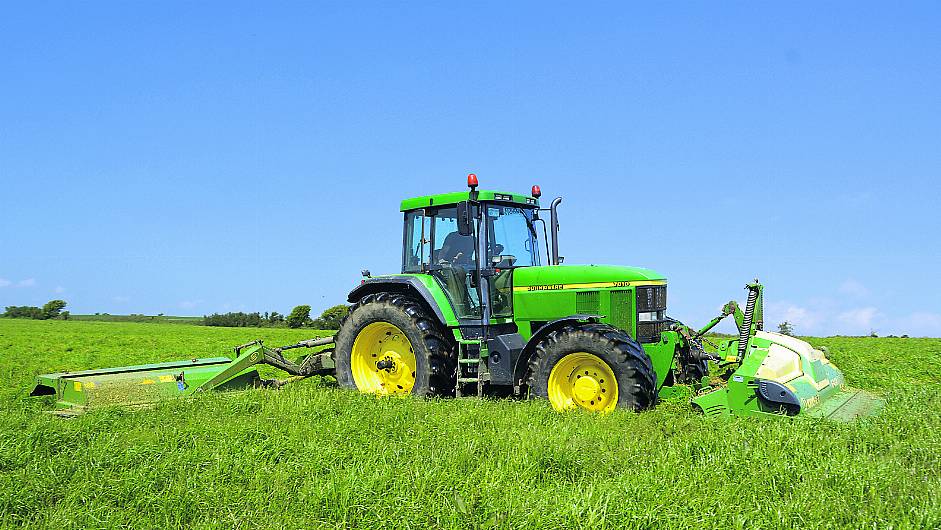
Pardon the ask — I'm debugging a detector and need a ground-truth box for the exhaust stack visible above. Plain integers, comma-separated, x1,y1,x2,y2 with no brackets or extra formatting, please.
550,197,562,265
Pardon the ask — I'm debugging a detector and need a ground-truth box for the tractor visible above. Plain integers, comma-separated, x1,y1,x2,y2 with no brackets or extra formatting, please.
32,176,883,420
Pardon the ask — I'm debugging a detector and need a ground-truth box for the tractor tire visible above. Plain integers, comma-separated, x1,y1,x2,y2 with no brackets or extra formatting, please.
527,323,657,412
335,292,456,397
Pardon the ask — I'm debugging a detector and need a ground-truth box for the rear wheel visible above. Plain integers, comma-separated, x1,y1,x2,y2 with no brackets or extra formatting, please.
528,323,657,412
335,293,455,397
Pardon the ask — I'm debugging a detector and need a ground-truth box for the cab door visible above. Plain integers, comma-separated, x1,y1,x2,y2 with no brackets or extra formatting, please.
429,207,482,320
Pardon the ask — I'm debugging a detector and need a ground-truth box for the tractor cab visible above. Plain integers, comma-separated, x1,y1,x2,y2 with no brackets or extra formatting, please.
399,176,549,324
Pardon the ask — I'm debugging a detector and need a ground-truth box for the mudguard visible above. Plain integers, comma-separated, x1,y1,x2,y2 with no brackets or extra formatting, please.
347,274,462,328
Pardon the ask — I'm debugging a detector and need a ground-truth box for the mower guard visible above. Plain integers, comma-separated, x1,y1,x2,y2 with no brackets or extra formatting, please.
30,358,261,413
692,331,884,421
30,338,336,414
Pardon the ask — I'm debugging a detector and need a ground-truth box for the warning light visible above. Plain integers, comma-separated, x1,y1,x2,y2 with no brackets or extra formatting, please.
531,185,541,198
467,173,478,190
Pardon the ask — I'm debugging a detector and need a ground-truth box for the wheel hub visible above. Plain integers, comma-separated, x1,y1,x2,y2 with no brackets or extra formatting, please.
350,322,417,395
376,356,396,372
573,376,601,402
546,352,618,413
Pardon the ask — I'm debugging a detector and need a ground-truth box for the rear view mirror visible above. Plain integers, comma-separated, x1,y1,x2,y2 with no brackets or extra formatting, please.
456,201,473,236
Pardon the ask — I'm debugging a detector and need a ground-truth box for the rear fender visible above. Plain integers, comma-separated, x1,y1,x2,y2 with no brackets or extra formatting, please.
347,275,459,328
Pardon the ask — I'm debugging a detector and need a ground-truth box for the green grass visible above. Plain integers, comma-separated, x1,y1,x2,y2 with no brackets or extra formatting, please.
68,314,204,324
1,319,940,528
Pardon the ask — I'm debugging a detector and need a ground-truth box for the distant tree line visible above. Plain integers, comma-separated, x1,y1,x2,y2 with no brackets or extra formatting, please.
2,300,69,320
202,311,282,328
202,304,349,330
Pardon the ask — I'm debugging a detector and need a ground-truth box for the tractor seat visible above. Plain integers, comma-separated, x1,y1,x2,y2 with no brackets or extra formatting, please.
438,231,475,266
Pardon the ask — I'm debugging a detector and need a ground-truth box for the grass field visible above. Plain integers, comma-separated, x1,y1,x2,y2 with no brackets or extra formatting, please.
1,319,940,528
68,314,204,324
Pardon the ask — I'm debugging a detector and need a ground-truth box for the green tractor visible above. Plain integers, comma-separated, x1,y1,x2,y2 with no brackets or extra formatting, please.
32,176,883,420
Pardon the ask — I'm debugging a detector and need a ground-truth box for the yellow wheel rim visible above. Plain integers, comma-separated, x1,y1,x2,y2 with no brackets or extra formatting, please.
350,322,417,395
547,352,618,412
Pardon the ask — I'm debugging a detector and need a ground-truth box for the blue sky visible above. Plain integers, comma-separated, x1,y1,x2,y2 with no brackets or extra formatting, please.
1,2,939,336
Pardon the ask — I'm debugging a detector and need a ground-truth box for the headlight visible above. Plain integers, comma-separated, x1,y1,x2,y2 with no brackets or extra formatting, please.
638,311,663,322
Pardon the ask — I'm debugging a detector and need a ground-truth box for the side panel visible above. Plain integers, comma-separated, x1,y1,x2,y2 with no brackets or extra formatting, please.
512,290,578,340
513,288,640,341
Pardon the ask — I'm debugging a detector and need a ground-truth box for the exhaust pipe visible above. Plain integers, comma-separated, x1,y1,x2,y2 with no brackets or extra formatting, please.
550,197,562,265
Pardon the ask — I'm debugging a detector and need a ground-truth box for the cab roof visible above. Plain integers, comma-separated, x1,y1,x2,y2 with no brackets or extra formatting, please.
400,190,539,212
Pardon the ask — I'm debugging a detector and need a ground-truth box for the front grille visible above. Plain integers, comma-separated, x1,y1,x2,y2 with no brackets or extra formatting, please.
636,320,670,343
636,285,667,312
636,285,668,343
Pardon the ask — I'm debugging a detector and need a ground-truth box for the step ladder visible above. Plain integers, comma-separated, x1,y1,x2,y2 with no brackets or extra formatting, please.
455,342,487,398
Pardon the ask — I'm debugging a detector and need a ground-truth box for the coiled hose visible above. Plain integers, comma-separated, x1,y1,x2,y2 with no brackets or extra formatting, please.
737,286,758,360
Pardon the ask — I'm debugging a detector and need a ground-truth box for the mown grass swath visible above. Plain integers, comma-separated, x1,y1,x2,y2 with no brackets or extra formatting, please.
1,319,940,527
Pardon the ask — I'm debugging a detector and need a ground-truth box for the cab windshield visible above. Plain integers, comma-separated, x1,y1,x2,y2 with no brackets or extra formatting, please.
485,205,541,268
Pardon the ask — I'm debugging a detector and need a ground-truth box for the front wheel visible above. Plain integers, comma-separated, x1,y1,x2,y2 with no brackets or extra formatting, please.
527,323,658,412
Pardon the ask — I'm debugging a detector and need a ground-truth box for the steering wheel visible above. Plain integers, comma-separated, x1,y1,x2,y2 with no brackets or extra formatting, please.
491,284,510,312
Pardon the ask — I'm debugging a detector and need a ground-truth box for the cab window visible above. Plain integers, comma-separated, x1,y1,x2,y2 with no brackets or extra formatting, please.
433,207,476,267
402,211,428,273
486,206,540,268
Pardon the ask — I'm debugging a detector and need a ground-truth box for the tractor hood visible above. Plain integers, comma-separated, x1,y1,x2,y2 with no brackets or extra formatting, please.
512,265,665,290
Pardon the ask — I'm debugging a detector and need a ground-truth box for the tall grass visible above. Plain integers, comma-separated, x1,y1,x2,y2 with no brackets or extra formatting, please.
1,320,939,528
